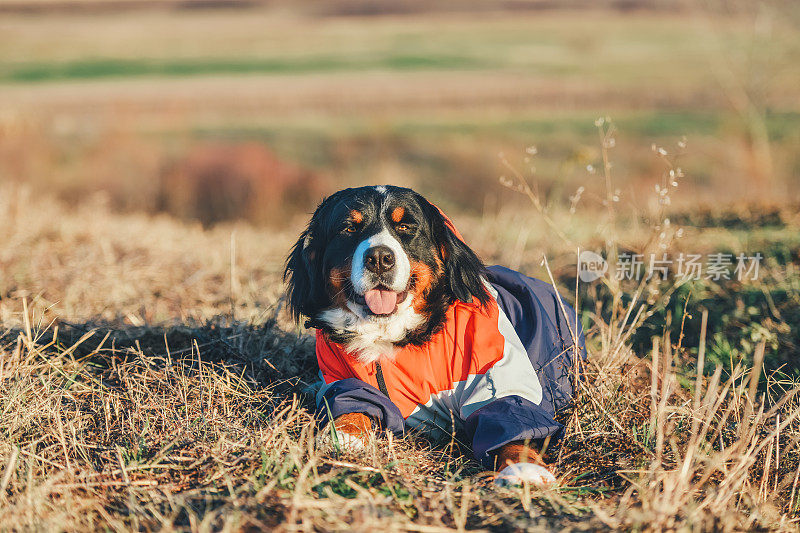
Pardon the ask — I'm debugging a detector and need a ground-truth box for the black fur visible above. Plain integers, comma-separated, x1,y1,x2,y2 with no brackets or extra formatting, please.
418,196,490,307
284,185,489,346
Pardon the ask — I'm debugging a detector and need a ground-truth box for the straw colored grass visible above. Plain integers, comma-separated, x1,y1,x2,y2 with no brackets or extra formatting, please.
0,182,798,531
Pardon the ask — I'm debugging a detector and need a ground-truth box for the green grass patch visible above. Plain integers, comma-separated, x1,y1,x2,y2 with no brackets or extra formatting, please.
0,54,491,83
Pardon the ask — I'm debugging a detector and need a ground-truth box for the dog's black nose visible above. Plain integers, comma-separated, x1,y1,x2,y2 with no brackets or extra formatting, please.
364,245,395,274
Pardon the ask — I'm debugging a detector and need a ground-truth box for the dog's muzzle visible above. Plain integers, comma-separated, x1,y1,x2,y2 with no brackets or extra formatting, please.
350,230,412,315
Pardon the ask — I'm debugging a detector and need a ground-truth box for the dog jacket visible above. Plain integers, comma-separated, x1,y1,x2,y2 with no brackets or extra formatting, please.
315,265,586,468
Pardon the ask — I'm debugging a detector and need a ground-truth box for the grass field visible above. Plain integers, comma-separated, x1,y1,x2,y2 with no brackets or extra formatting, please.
1,170,799,530
1,2,800,531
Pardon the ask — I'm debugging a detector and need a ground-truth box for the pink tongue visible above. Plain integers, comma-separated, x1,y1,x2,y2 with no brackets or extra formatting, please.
364,289,398,315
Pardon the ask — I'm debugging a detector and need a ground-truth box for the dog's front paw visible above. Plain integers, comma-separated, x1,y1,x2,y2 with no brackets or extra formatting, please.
318,412,373,452
318,427,366,451
494,462,557,487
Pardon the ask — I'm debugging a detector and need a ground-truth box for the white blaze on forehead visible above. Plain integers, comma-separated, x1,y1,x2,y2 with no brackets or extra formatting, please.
350,228,411,293
375,185,387,194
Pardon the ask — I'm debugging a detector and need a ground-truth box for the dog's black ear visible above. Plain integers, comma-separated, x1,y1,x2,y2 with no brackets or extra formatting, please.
284,194,340,323
284,227,319,322
420,197,490,306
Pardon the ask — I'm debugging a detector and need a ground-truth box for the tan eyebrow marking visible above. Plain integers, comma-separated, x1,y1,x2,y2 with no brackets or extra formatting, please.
391,206,405,223
350,210,363,224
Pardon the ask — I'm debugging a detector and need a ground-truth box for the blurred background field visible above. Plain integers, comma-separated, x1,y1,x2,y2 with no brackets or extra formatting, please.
1,0,799,222
1,1,800,530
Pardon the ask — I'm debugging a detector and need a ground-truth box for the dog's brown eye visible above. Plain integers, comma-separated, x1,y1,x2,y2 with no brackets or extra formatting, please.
344,226,357,233
396,224,410,232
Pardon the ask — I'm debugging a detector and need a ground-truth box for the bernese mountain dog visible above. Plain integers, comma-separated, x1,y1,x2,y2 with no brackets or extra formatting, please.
285,185,585,487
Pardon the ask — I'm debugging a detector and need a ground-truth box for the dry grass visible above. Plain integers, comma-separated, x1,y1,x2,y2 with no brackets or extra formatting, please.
0,182,799,531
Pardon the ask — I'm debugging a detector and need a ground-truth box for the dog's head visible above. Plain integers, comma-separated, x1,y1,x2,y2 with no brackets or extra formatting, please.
284,185,489,361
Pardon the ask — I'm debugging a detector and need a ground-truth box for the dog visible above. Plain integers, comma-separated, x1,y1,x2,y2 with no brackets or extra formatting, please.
284,185,585,486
